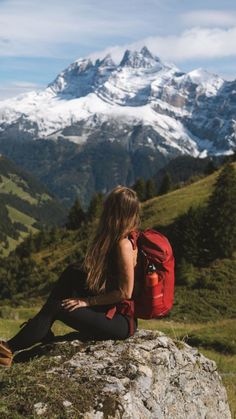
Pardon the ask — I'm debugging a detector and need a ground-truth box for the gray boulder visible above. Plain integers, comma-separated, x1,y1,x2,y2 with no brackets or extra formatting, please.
46,329,231,419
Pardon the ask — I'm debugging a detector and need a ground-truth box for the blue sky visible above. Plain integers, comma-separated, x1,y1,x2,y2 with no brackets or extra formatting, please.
1,0,236,99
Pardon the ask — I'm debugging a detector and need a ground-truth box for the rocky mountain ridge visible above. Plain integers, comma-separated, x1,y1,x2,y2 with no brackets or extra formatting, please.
0,47,235,157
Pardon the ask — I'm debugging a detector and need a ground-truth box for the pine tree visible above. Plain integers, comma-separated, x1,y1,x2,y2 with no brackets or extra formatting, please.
87,192,104,221
26,232,36,254
204,160,217,175
159,172,172,195
50,226,61,244
133,178,146,201
205,163,236,259
36,228,48,249
66,198,86,230
170,206,205,265
145,178,156,200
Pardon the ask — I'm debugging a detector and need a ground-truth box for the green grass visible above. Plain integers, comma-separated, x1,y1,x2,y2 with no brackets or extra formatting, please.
0,318,73,342
1,233,31,258
0,205,39,256
0,347,95,418
0,174,38,205
32,234,87,269
7,205,38,229
38,192,51,203
0,174,51,205
0,170,54,256
140,318,236,353
141,170,217,228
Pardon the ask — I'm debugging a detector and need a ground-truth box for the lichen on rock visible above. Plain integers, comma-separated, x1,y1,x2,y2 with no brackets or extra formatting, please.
45,329,231,419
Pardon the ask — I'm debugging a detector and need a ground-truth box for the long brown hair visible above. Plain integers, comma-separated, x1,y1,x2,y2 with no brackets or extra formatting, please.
83,185,141,293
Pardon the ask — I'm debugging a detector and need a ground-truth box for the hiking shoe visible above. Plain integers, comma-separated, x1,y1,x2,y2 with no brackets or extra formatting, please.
0,341,13,367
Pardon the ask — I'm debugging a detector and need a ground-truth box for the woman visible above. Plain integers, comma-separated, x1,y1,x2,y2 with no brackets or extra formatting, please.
0,185,141,367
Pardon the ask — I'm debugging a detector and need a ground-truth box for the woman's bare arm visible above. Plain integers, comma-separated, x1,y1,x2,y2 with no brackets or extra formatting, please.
116,238,135,299
62,238,135,310
89,238,135,304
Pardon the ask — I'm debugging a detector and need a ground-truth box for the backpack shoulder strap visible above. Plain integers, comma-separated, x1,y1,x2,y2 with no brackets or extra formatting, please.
128,230,139,250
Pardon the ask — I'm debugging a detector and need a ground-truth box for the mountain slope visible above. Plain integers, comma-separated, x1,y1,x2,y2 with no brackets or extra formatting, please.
0,137,168,207
144,160,236,227
141,170,217,228
0,154,67,255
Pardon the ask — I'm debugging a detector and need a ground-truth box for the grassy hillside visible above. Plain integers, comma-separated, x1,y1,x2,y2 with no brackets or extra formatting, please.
141,169,217,228
0,155,67,256
29,163,234,268
143,160,235,227
32,169,215,262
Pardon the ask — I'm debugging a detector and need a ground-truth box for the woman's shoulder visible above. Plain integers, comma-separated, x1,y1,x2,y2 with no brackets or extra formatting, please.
116,237,138,269
117,236,138,256
117,237,133,252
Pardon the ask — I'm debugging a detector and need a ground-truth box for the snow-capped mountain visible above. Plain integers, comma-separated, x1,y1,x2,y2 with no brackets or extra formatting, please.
1,46,235,157
0,47,235,206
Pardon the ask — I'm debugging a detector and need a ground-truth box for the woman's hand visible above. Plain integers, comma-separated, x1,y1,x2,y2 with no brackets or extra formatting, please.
61,298,89,311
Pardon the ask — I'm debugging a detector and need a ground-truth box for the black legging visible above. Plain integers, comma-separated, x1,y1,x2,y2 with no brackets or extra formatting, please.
7,264,135,353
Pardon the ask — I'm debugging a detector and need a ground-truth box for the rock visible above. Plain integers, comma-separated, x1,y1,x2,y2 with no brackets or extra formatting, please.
34,402,47,416
63,400,72,408
47,330,231,419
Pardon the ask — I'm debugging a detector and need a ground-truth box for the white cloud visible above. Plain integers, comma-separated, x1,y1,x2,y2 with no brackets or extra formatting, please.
9,81,40,88
0,0,163,57
89,26,236,63
1,0,236,64
0,81,44,100
182,10,236,27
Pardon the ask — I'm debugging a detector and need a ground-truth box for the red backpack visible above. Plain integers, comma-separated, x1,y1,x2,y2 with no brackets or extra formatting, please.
106,228,175,335
129,229,175,319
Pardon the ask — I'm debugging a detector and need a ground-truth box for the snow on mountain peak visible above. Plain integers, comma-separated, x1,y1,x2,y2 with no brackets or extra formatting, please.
186,68,224,96
44,46,174,106
48,53,118,97
187,68,221,84
0,47,234,157
96,54,116,69
119,47,161,69
140,46,155,59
